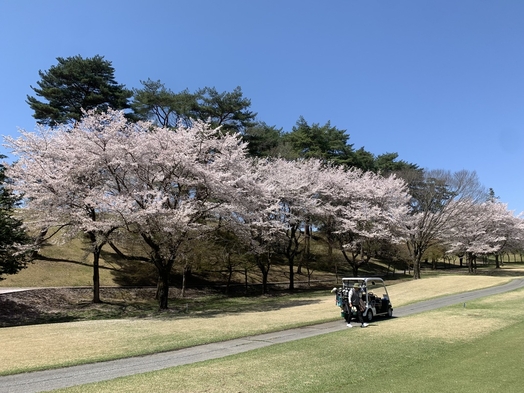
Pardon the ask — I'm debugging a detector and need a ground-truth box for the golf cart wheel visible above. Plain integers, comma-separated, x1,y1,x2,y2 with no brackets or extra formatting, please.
387,308,393,318
365,310,373,322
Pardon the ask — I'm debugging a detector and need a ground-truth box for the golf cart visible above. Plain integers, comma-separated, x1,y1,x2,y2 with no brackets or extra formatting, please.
333,277,393,322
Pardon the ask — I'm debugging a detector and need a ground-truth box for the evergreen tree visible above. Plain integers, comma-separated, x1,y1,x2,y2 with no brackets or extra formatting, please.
283,117,354,165
283,117,419,171
0,156,31,280
131,79,197,127
27,55,132,126
374,152,419,175
242,122,285,157
192,86,257,134
131,83,256,134
349,147,375,171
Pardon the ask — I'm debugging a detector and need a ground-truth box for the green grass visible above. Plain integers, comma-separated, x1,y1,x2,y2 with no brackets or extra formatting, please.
3,224,524,391
50,288,524,392
391,322,524,392
2,274,521,376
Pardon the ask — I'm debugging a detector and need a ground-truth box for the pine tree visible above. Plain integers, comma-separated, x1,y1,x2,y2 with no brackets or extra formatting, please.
0,156,31,280
27,55,132,126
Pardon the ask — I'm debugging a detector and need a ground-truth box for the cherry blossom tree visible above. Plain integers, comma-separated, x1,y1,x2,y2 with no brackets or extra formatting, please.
403,169,487,279
258,158,326,290
95,113,250,308
443,201,523,272
224,214,282,294
6,109,251,308
217,157,286,293
219,157,330,292
5,112,129,302
317,164,411,276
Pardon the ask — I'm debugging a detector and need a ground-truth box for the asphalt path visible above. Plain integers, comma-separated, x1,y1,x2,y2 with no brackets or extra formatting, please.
0,288,36,294
2,278,524,393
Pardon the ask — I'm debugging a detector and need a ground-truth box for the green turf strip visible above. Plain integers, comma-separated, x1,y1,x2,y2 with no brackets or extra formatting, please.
54,316,524,393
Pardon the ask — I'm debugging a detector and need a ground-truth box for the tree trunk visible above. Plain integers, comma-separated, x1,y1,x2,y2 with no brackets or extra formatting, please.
154,257,175,309
413,257,421,279
466,252,474,274
31,226,49,258
181,267,187,298
288,255,295,290
87,230,103,304
244,267,248,294
141,233,175,309
298,222,311,275
285,224,301,291
258,263,269,294
410,245,422,279
108,241,128,260
407,240,422,279
92,245,102,303
157,269,170,310
256,256,270,294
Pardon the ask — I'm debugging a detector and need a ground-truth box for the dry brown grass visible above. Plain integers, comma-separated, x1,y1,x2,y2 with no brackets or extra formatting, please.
0,235,119,287
386,274,515,306
0,294,338,374
0,259,117,287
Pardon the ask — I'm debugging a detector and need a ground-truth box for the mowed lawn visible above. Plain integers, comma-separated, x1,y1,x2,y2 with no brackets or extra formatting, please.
55,289,524,393
2,272,524,392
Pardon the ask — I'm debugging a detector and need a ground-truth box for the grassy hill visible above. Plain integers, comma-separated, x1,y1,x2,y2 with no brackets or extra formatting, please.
2,226,518,291
0,230,404,289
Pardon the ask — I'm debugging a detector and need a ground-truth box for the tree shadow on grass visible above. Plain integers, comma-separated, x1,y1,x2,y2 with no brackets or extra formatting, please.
35,253,117,271
171,297,326,319
475,269,524,277
0,286,333,326
0,298,78,327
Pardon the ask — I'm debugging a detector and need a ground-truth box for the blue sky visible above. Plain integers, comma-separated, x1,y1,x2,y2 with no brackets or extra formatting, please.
1,1,523,213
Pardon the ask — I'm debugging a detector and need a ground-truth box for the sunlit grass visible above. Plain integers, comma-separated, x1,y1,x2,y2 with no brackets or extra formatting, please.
0,293,337,375
0,274,517,376
55,288,524,393
0,235,118,287
0,259,116,287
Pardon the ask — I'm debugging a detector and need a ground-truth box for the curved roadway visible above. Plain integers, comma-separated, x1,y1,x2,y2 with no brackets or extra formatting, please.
1,278,523,393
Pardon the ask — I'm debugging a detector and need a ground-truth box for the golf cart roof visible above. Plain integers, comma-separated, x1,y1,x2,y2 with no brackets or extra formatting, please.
342,277,385,284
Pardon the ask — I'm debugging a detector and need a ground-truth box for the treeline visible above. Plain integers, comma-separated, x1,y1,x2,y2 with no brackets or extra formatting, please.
26,55,418,173
2,55,522,311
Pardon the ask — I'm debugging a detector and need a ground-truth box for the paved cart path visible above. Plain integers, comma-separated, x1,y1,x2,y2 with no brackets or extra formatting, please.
1,278,524,393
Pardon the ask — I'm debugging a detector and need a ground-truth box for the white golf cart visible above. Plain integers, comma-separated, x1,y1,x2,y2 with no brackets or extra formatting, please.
336,277,393,322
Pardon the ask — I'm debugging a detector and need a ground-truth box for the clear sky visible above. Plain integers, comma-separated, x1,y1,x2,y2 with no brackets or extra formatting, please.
1,0,523,213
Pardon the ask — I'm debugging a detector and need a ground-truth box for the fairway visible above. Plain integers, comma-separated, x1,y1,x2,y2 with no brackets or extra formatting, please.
52,287,524,393
0,274,516,376
1,272,524,393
